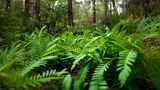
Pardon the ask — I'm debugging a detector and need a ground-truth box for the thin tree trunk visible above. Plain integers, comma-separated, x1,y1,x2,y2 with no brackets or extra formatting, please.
67,0,74,26
35,0,40,23
6,0,11,10
124,0,129,15
111,0,117,14
25,0,30,16
25,0,40,27
109,0,112,16
104,0,108,16
92,0,96,25
25,0,39,17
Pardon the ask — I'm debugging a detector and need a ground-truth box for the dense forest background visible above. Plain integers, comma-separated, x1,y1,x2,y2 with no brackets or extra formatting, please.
0,0,160,90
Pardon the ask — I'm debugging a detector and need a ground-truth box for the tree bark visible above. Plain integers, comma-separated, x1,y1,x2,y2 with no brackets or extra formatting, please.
6,0,11,10
92,0,96,25
25,0,40,26
25,0,29,16
35,0,40,22
67,0,74,26
111,0,117,14
123,0,129,15
25,0,40,17
104,0,108,16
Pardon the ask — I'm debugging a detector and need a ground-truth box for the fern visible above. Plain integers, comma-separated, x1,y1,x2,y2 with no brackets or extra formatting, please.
117,49,137,87
62,65,89,90
30,69,66,85
73,64,89,90
2,69,66,89
89,63,110,90
21,55,57,76
71,36,104,70
63,74,72,90
143,48,160,89
0,44,24,71
71,54,86,70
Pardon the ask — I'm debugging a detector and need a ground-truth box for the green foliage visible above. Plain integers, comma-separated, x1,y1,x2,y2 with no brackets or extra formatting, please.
63,75,72,90
89,63,110,90
0,0,160,89
142,48,160,89
0,30,67,90
0,44,24,71
30,69,66,85
74,65,89,90
40,0,67,33
117,49,138,87
137,16,160,33
0,16,160,90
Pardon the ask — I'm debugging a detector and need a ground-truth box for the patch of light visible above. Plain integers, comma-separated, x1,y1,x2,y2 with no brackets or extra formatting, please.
76,0,83,2
54,1,58,6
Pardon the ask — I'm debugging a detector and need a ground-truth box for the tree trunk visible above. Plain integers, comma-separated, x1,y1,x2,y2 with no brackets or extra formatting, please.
35,0,40,22
111,0,117,14
25,0,40,29
92,0,96,25
25,0,40,17
25,0,30,16
142,0,151,16
67,0,74,26
104,0,108,16
123,0,129,15
6,0,11,10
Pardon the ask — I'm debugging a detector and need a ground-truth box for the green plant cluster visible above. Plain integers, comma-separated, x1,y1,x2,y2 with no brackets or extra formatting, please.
0,17,160,90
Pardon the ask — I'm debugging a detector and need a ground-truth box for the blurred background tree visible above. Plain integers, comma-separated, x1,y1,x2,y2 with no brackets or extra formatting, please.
0,0,160,33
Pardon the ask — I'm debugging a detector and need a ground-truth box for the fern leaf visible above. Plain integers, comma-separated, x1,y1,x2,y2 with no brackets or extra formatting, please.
89,63,110,90
84,36,100,48
71,54,86,70
117,49,137,87
21,55,57,76
29,69,66,87
21,60,47,76
0,44,23,71
73,64,89,90
63,75,72,90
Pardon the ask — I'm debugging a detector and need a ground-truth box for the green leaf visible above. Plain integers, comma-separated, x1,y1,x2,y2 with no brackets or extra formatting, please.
74,65,89,90
63,75,72,90
71,54,86,70
89,63,110,90
117,49,137,87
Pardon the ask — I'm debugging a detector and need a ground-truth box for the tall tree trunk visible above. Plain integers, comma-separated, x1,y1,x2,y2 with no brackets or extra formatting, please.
104,0,108,16
151,0,160,11
67,0,74,26
25,0,40,26
123,0,129,15
6,0,11,10
35,0,40,23
25,0,29,16
25,0,40,17
109,0,112,16
92,0,96,25
111,0,117,14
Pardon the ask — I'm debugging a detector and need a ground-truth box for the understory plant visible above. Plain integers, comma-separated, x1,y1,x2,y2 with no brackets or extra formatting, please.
0,16,160,90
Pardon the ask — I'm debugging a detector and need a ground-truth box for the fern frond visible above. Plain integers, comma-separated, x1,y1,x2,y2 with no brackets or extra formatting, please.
63,75,72,90
29,69,66,87
84,36,101,48
71,54,86,70
0,44,24,71
74,65,89,90
117,49,137,87
20,55,57,76
89,63,110,90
